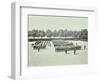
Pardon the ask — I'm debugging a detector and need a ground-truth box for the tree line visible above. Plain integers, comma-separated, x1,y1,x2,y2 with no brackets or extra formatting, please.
28,29,88,40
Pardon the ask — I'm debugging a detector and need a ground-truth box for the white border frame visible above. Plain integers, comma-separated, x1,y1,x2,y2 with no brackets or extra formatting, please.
11,2,97,80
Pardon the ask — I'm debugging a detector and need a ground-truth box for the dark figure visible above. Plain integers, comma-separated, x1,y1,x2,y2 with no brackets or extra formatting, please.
65,50,67,54
84,45,86,50
37,47,40,52
74,48,76,55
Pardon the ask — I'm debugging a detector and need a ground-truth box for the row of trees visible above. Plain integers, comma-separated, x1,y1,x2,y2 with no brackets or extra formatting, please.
28,30,45,37
28,29,88,40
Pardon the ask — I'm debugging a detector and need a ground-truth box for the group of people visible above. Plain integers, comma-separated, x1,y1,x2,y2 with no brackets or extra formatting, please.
65,42,87,55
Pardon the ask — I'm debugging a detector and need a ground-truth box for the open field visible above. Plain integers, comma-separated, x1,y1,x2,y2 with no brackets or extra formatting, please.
28,40,88,66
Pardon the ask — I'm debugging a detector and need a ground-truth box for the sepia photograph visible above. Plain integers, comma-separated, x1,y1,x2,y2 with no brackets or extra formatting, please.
28,15,88,66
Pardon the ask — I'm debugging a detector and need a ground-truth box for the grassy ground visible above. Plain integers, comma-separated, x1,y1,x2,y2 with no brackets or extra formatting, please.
28,41,88,66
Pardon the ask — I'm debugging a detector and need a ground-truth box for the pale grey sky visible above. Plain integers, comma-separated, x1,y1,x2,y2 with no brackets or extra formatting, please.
28,15,88,31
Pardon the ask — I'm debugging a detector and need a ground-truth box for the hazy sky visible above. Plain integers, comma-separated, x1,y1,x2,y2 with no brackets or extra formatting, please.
28,15,88,31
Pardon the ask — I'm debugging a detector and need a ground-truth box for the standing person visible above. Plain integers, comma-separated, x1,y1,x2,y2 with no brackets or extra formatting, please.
37,47,40,52
73,43,77,55
84,45,86,50
65,50,67,54
74,48,76,55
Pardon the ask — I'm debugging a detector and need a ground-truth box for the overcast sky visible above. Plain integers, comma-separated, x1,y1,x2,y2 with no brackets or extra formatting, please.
28,15,88,31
